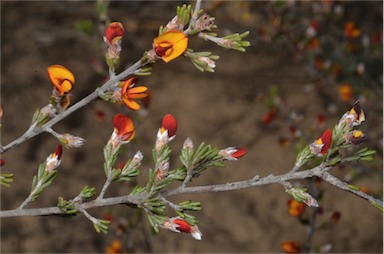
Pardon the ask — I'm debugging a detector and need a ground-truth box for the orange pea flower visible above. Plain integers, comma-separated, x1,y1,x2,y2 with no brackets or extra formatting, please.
121,78,148,110
153,30,188,63
288,199,305,217
281,241,301,253
47,65,75,96
106,240,122,254
339,83,353,102
344,21,361,38
113,114,135,142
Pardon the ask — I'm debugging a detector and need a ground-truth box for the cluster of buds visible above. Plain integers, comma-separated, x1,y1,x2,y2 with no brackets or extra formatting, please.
198,31,250,52
337,101,367,145
58,133,85,148
186,49,219,72
104,22,125,73
162,217,202,240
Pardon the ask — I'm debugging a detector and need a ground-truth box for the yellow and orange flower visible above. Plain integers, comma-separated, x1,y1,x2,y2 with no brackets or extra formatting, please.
153,30,188,63
47,65,75,96
113,114,135,142
121,78,148,110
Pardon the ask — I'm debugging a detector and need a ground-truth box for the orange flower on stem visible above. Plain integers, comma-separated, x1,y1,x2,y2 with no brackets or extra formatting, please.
281,241,301,253
344,21,361,38
153,30,188,63
47,65,75,96
106,240,122,254
288,199,305,217
121,77,148,110
339,83,353,102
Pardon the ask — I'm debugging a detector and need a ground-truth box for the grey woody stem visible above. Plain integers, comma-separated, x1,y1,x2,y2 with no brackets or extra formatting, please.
1,163,382,218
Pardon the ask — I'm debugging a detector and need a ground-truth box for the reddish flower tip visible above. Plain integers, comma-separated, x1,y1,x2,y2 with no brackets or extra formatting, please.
162,114,177,138
55,145,63,160
173,219,192,233
113,114,135,142
105,22,125,44
0,159,5,167
232,148,247,159
320,129,332,154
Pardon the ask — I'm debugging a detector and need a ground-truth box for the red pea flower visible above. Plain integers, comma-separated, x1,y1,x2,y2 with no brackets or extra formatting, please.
155,114,177,152
309,129,332,157
113,114,135,142
161,114,177,140
104,22,125,45
45,145,63,172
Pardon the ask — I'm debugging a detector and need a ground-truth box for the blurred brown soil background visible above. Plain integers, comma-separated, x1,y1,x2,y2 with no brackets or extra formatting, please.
1,1,382,253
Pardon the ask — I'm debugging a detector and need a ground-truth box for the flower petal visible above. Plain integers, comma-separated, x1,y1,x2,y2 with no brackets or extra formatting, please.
162,114,177,138
105,22,125,45
122,97,141,110
153,30,188,63
47,65,75,95
113,114,135,141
